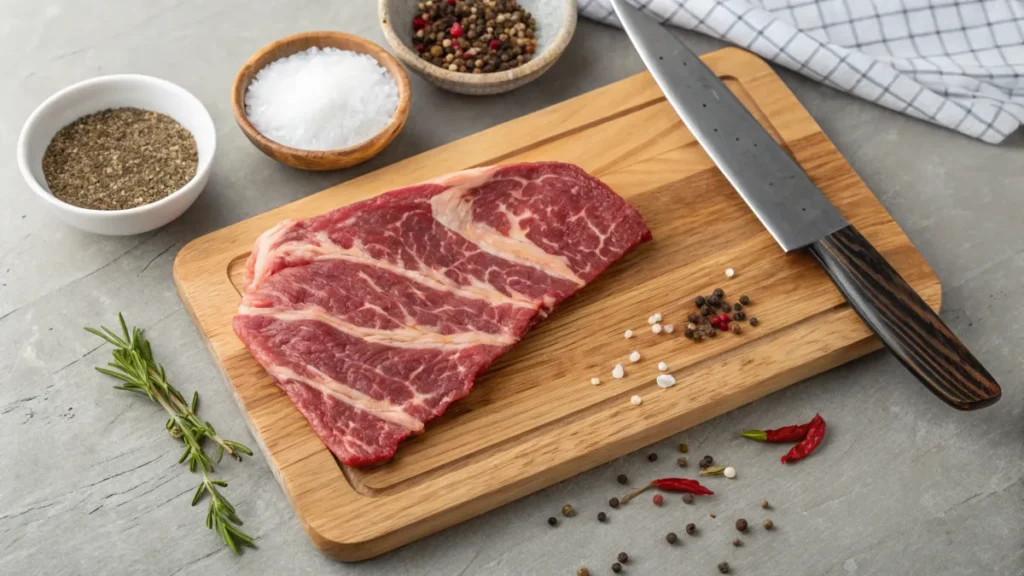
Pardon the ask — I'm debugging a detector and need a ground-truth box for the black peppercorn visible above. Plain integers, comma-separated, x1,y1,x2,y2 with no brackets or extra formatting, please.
611,563,622,574
732,538,742,547
648,453,658,462
749,317,759,326
733,311,746,321
707,327,718,338
688,312,701,324
733,303,742,311
677,456,688,467
739,295,750,305
598,511,608,522
700,305,712,316
685,522,696,535
666,532,678,544
609,497,620,509
707,295,721,307
735,518,748,532
720,301,731,311
718,562,730,574
713,288,725,298
547,516,557,526
693,332,705,342
682,493,694,504
695,295,705,307
700,455,713,468
731,323,742,334
684,327,696,339
617,552,629,563
617,474,628,485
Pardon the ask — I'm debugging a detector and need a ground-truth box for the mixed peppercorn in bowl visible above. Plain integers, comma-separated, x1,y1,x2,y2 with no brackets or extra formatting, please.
379,0,577,95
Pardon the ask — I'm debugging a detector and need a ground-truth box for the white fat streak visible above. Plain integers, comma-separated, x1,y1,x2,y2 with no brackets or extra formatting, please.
238,304,515,348
269,365,424,432
428,169,584,286
273,232,536,309
247,220,296,292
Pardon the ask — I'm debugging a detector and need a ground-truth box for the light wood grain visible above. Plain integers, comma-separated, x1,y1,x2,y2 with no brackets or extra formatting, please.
175,48,941,561
231,31,411,171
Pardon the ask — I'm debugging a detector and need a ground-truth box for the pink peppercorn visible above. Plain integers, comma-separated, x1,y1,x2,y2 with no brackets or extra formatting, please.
489,39,501,50
450,22,463,38
653,494,664,506
412,17,426,30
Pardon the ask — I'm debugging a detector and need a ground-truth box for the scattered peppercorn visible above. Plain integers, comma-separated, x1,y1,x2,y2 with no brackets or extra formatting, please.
611,563,622,574
710,513,717,518
677,456,688,467
648,453,658,463
700,455,714,469
735,518,748,532
653,494,664,506
688,312,701,324
713,288,725,298
749,317,759,327
760,499,770,509
684,327,696,339
598,511,607,522
733,311,746,321
733,303,743,312
562,504,575,517
731,324,742,334
609,497,620,509
666,532,679,544
732,538,743,547
708,295,721,307
618,552,629,563
617,474,628,485
693,332,705,342
739,295,750,305
720,301,731,311
718,561,730,574
678,442,688,453
763,519,774,530
547,516,557,526
700,306,712,316
682,493,694,504
707,327,718,338
577,568,590,576
695,295,706,307
686,522,696,535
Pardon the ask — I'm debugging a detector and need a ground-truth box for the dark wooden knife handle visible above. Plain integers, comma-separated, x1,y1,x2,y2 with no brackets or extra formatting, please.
809,225,1001,410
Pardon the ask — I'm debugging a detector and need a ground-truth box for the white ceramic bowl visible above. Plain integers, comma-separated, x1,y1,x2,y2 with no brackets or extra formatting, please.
17,74,216,236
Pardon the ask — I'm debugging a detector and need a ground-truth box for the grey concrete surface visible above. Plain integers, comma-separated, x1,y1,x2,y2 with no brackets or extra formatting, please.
2,1,1021,575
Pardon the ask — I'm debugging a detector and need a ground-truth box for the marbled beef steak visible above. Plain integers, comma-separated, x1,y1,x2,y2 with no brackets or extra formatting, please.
233,162,651,466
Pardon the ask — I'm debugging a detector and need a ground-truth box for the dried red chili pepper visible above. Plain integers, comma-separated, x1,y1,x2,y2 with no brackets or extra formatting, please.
740,420,813,443
780,414,826,464
620,477,714,503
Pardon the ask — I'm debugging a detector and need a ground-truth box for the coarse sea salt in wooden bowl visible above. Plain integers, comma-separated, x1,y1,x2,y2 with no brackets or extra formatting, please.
232,31,411,171
379,0,577,95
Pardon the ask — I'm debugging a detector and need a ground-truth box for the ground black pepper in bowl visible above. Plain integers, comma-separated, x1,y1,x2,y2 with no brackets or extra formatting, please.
411,0,538,73
41,108,198,211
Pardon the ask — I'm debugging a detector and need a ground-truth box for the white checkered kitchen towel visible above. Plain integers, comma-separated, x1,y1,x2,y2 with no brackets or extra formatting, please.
580,0,1024,143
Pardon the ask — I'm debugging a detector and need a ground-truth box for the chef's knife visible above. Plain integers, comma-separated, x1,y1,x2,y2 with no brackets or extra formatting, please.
610,0,1001,410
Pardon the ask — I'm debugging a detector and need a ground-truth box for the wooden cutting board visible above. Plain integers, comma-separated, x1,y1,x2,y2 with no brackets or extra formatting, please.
174,48,940,561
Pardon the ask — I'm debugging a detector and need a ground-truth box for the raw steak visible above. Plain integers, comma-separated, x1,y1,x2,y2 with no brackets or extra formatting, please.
233,162,651,466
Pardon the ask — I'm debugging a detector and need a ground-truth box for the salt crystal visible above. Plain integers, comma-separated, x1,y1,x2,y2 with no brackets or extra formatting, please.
629,351,641,363
245,47,399,151
656,374,676,388
658,362,669,372
651,323,663,334
624,329,634,339
591,377,601,386
631,395,642,406
612,364,625,379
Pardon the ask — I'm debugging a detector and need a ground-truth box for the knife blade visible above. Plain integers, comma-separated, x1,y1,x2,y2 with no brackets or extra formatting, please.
611,0,1001,410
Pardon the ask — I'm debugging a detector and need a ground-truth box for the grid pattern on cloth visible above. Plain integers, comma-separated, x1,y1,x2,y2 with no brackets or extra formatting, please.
580,0,1024,143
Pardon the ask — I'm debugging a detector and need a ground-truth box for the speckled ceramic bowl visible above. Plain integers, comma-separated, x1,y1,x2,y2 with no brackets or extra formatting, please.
380,0,577,95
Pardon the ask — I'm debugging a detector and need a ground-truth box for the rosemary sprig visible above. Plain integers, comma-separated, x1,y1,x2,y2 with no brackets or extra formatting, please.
87,313,256,553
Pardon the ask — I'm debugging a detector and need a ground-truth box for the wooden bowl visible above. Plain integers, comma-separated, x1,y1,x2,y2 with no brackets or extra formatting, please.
231,31,411,171
379,0,577,96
